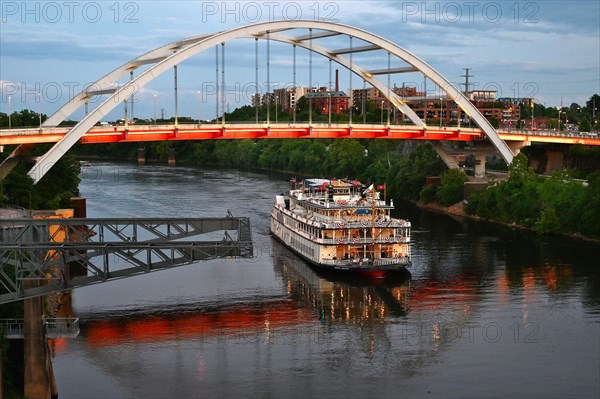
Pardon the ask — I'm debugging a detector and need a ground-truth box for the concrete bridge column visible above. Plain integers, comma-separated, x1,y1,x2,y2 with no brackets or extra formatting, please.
474,153,486,179
545,150,565,174
168,148,176,165
24,280,57,399
137,147,146,164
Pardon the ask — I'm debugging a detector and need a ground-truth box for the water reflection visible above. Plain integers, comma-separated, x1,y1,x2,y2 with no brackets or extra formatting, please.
51,231,596,354
48,164,599,398
272,238,410,324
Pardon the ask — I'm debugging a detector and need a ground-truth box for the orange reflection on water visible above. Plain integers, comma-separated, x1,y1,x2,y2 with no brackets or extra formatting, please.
407,279,479,311
79,300,315,349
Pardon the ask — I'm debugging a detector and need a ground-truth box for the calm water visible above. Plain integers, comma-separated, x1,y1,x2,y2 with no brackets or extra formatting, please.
51,162,600,398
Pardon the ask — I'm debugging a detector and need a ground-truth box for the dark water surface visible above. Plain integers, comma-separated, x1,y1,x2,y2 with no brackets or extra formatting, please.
51,162,600,398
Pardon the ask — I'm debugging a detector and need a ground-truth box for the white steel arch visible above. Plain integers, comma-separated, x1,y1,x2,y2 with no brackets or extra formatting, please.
28,20,514,183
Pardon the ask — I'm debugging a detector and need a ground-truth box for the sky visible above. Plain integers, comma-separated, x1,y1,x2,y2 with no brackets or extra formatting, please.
1,0,599,122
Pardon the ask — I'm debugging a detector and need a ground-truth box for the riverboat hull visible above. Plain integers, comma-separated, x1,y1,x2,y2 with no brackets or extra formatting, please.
270,229,409,279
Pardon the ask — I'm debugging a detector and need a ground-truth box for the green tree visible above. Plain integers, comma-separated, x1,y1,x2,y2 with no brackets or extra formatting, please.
436,168,469,206
579,117,591,132
324,139,367,178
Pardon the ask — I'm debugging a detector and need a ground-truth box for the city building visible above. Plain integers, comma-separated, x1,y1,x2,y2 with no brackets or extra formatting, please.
305,87,349,115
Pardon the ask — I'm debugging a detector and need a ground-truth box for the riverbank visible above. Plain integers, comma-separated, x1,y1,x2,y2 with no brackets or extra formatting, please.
416,199,600,243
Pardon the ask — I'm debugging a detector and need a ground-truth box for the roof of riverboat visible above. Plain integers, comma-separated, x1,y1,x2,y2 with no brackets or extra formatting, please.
304,178,361,188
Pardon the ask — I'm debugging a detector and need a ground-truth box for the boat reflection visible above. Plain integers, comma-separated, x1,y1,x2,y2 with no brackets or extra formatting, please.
271,238,411,326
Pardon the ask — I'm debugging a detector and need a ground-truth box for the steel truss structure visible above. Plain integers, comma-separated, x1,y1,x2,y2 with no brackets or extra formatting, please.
0,217,253,304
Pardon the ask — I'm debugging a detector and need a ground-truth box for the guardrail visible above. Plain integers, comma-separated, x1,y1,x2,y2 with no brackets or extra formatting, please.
0,317,80,339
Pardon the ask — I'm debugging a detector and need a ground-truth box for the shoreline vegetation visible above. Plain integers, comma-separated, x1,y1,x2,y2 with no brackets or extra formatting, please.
70,139,600,241
1,138,599,241
417,199,600,244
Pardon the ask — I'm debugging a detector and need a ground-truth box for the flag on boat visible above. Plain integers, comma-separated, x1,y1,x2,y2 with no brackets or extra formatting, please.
377,184,385,190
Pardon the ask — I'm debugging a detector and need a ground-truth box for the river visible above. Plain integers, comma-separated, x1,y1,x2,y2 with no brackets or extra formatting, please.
51,162,600,398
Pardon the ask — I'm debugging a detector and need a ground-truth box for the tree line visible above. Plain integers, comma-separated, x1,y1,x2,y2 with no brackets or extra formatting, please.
74,136,600,240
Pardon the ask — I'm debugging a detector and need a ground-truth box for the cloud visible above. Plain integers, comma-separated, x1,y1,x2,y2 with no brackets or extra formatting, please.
1,0,597,116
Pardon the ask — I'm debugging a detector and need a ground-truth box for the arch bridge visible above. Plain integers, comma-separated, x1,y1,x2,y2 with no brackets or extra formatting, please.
3,20,518,184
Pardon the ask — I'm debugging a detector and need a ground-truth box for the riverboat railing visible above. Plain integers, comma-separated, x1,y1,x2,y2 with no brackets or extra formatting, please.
287,209,409,229
320,256,411,268
321,237,409,245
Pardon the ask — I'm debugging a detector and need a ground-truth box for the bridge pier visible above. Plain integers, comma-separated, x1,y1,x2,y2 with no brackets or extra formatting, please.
23,280,57,399
474,153,487,179
168,148,176,165
545,150,565,174
137,147,146,164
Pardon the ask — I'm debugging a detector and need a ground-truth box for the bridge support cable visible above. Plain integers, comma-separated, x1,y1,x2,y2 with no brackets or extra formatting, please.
221,42,225,125
266,31,271,124
349,36,353,124
293,44,297,124
0,217,253,304
328,58,332,125
423,74,428,123
129,71,134,121
215,45,219,121
255,37,259,123
24,20,514,184
362,79,367,124
387,52,391,126
174,65,179,127
309,28,313,126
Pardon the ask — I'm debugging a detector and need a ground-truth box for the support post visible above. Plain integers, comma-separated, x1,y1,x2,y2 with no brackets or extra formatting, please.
266,31,270,124
221,42,225,125
168,148,176,165
137,147,146,164
255,38,259,123
387,52,391,125
24,280,54,399
474,153,486,179
293,44,296,124
308,28,313,126
129,71,134,122
174,65,179,127
349,36,353,124
215,45,219,122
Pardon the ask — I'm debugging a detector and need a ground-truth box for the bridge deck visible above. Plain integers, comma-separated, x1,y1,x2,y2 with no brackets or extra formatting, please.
1,123,598,146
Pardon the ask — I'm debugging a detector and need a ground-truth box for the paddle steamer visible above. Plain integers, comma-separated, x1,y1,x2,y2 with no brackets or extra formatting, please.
270,178,411,278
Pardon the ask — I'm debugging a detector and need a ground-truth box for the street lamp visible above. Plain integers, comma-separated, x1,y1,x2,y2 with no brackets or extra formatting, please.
557,107,562,132
7,96,11,130
531,100,535,131
153,94,157,126
275,95,279,123
197,91,201,125
380,100,384,124
439,97,443,128
327,92,331,125
38,93,42,129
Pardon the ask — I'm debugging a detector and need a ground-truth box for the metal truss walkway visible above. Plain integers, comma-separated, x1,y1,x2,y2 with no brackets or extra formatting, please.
0,216,253,304
0,317,80,339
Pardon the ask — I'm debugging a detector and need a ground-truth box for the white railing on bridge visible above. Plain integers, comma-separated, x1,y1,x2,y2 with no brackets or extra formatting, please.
0,317,80,339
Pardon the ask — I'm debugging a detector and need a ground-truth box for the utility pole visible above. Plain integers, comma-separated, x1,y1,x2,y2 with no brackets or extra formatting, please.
461,68,473,127
461,68,473,94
